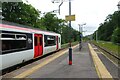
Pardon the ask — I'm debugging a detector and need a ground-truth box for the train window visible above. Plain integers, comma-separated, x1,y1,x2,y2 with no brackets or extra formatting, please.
1,31,33,54
44,35,56,47
2,33,27,53
59,37,60,43
39,37,42,45
34,36,37,46
0,40,1,54
2,40,26,52
16,34,26,40
1,33,15,40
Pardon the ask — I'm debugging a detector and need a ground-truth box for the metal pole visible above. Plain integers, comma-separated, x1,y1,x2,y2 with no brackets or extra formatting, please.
117,1,120,11
69,0,72,65
52,0,63,15
69,0,71,29
59,2,63,15
78,24,81,50
69,0,71,44
78,23,86,50
96,31,98,43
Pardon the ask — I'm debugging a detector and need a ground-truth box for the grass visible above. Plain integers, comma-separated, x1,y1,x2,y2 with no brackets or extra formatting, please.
92,40,119,56
91,40,120,65
61,41,79,49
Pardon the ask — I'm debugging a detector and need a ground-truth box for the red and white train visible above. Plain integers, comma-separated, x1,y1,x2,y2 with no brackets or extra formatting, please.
0,20,61,70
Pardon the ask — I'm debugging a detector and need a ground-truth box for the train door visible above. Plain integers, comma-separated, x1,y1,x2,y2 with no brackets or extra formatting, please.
34,34,43,58
56,36,58,50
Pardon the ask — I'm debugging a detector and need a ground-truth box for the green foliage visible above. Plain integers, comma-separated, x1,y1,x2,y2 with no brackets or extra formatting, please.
61,26,70,44
61,26,79,44
2,2,45,29
92,40,119,56
61,41,78,49
2,2,79,44
40,12,79,44
40,12,65,33
93,11,120,44
82,36,90,42
0,1,1,8
111,27,120,44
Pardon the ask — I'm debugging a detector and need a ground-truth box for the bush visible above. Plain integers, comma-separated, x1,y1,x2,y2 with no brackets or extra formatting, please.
111,27,120,44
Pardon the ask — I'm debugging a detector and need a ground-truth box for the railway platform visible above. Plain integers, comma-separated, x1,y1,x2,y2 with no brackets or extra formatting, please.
26,42,98,78
2,42,119,79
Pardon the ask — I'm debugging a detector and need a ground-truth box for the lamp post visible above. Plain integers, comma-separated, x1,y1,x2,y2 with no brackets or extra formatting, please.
78,23,86,50
52,0,73,65
52,0,63,15
59,2,63,15
96,30,98,43
68,0,73,65
117,1,120,11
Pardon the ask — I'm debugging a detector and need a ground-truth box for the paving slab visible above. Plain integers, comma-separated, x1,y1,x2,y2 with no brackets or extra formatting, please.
27,42,98,78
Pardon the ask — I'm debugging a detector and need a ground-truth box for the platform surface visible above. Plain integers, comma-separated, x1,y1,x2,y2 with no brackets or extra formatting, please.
26,42,98,78
2,42,119,79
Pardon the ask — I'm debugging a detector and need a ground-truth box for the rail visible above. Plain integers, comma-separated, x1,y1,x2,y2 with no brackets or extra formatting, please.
90,42,120,61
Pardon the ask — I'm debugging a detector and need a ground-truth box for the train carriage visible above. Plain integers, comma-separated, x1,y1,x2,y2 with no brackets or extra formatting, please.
0,20,61,70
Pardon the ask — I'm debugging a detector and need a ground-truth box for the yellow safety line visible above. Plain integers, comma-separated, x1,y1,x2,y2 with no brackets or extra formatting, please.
14,44,78,78
88,43,113,79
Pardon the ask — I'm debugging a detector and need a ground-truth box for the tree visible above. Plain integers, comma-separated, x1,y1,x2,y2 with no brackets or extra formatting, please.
61,26,79,44
40,12,80,44
2,2,79,44
0,1,2,8
40,12,66,33
111,27,120,44
2,2,45,29
93,11,120,43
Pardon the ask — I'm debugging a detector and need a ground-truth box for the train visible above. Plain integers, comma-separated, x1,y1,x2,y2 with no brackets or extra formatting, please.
0,20,61,70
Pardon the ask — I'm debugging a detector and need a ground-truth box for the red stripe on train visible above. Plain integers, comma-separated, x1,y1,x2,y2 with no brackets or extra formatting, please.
0,24,52,34
0,24,35,32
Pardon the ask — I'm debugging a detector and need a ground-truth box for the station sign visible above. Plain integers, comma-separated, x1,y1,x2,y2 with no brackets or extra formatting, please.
65,15,75,21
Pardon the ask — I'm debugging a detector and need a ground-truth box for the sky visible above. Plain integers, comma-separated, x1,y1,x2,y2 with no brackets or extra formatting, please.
25,0,119,36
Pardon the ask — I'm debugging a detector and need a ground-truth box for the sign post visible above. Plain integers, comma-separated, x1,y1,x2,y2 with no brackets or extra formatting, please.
65,15,75,21
65,0,75,65
52,0,75,65
65,14,75,65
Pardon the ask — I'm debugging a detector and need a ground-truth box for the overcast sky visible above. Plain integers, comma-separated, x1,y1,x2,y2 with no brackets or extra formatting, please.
26,0,119,36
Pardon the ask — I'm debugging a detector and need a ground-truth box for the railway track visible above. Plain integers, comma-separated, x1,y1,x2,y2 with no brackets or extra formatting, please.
91,42,120,61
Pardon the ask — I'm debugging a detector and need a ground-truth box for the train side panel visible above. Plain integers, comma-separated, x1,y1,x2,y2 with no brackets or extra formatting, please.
1,50,34,70
0,56,2,70
44,46,57,55
0,22,61,70
1,30,34,70
43,34,58,55
58,35,61,49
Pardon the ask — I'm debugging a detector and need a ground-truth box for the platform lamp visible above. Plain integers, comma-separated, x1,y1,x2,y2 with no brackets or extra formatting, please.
52,0,73,65
78,23,86,50
51,0,63,15
117,1,120,11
